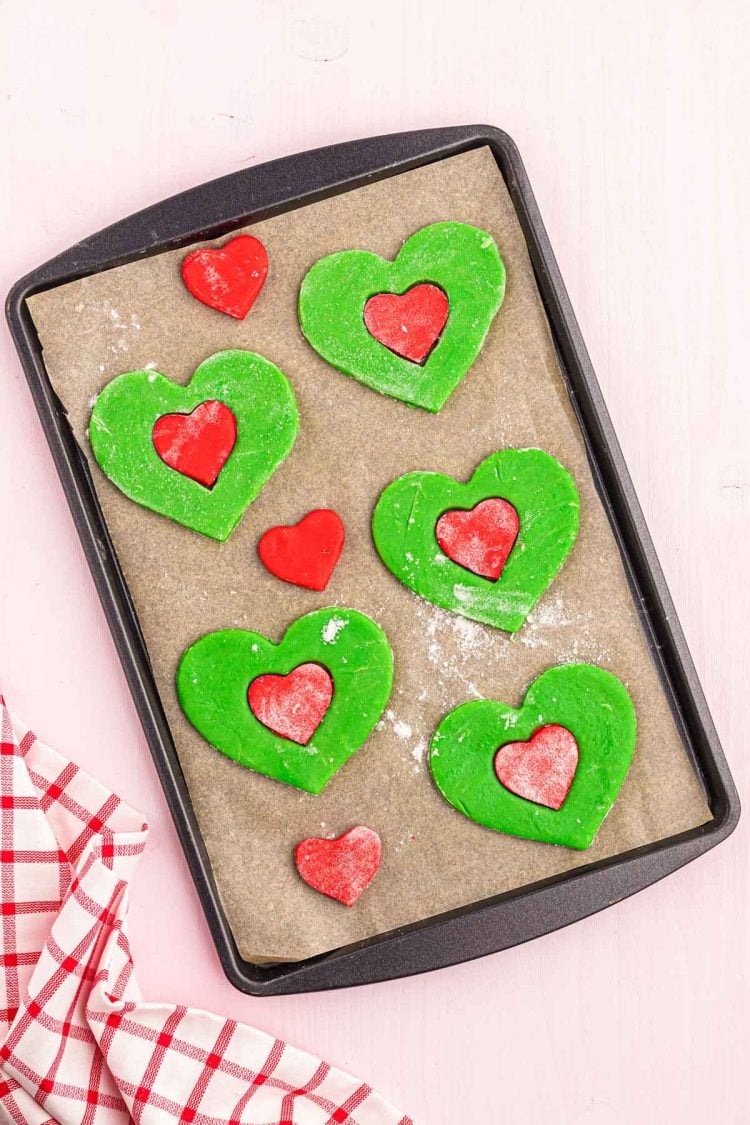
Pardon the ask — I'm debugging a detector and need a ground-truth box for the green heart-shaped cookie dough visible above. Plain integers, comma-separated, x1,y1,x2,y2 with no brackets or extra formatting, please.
298,222,506,412
89,350,298,541
430,664,637,849
372,448,580,633
176,608,393,794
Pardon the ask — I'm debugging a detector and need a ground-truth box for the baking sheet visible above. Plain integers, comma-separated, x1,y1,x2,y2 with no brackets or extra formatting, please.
28,146,711,963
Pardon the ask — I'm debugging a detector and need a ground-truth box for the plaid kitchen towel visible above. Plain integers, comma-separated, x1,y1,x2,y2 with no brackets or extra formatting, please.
0,697,412,1125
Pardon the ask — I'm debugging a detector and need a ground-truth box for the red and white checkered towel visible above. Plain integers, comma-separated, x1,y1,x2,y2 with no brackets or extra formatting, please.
0,697,412,1125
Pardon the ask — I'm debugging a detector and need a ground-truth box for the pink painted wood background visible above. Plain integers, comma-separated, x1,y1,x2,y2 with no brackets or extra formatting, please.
1,2,748,1121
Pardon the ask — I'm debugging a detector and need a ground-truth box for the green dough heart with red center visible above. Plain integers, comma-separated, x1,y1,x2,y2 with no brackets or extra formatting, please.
176,608,393,794
298,222,506,412
89,350,298,541
372,448,580,633
430,664,637,849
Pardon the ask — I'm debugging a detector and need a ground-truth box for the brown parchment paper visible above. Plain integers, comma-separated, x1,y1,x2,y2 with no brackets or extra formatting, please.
27,147,711,963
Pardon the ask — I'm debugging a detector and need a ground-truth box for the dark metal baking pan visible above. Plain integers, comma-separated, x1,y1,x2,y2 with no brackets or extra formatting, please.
6,126,739,995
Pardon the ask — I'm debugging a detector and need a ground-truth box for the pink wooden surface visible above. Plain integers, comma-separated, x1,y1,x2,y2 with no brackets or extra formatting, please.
1,3,748,1121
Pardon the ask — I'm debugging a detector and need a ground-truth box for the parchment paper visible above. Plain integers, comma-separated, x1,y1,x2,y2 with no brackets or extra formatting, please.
28,147,711,963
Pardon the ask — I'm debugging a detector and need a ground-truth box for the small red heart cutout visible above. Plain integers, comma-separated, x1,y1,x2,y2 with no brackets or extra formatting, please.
181,234,268,319
494,725,579,811
363,283,449,364
152,400,237,488
248,663,333,745
295,826,382,906
258,509,345,591
436,498,519,580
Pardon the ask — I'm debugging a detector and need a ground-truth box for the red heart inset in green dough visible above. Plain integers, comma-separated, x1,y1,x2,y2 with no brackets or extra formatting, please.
152,400,237,488
89,350,298,541
248,663,333,745
430,664,637,849
363,283,449,364
299,222,506,413
494,724,579,810
435,498,519,580
177,608,393,794
372,448,580,633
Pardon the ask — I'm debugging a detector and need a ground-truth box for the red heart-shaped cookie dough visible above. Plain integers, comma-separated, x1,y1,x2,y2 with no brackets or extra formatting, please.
494,724,579,811
294,826,382,906
248,662,333,746
436,497,519,580
363,283,449,364
258,509,345,591
152,400,237,488
181,234,268,319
